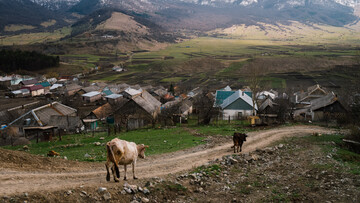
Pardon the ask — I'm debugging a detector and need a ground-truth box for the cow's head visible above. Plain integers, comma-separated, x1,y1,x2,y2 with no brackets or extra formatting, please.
243,133,248,141
137,144,149,159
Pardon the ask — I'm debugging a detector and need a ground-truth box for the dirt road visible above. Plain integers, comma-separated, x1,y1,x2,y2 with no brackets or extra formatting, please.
0,125,340,196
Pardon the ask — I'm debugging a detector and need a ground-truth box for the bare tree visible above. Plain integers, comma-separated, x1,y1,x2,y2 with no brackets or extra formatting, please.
193,91,219,125
245,62,268,116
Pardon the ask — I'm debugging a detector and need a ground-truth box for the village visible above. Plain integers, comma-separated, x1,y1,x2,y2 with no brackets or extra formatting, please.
0,72,349,146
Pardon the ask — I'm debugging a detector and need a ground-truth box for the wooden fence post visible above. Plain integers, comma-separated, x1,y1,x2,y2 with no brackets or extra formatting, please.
58,129,62,141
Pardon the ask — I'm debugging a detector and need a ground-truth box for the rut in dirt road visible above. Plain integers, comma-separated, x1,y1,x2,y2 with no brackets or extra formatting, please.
0,125,340,196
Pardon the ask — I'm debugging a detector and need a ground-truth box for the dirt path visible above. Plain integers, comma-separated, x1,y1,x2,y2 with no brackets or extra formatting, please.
0,125,340,196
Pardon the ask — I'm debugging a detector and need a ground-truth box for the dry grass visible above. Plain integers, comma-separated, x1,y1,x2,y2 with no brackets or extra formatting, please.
40,20,57,28
4,24,36,32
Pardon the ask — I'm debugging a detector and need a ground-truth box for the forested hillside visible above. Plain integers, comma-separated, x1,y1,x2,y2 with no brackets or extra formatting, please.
0,49,59,73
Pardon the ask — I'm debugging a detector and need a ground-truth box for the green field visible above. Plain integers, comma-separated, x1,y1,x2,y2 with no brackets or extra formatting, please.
2,127,205,162
0,27,71,46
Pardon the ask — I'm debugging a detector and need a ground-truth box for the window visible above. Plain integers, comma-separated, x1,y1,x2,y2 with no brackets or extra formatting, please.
238,112,243,118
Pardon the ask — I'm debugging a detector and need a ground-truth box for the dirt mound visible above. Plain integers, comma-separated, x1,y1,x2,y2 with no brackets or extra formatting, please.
0,148,95,172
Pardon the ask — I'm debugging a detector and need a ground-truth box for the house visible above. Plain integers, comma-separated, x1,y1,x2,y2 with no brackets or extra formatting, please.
88,103,114,120
48,115,84,132
50,84,63,91
293,92,347,121
77,86,101,95
9,102,77,127
21,85,45,96
102,88,113,96
294,84,328,104
218,90,258,120
7,102,78,140
0,76,12,88
82,91,102,103
121,87,142,99
36,81,51,94
63,84,83,96
105,94,124,104
258,97,279,124
114,90,161,130
257,90,278,100
180,99,193,116
11,89,30,98
19,79,38,87
187,87,202,98
83,119,99,130
112,66,125,72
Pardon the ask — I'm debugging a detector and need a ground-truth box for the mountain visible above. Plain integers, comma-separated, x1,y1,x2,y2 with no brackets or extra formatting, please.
64,0,360,30
1,0,359,35
0,0,65,32
29,0,80,10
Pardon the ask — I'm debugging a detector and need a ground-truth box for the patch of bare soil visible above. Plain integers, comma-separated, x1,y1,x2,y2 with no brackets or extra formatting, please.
1,125,352,202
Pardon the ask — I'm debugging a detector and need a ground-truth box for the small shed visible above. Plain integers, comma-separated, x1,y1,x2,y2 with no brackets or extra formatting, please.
11,89,30,98
105,94,123,104
82,91,101,103
83,119,98,130
23,126,57,142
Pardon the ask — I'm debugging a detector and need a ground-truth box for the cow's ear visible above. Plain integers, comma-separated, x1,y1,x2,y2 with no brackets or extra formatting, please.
144,145,149,148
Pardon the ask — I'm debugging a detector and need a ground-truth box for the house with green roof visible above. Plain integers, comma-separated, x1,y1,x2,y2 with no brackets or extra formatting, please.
36,81,51,94
215,88,257,120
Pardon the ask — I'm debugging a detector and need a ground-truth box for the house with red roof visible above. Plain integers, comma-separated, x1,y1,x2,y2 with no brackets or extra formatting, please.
21,85,45,96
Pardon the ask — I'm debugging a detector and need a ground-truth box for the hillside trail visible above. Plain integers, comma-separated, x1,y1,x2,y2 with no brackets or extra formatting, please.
0,125,340,196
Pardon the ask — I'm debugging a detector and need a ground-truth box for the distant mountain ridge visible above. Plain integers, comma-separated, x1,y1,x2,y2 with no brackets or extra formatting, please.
0,0,360,34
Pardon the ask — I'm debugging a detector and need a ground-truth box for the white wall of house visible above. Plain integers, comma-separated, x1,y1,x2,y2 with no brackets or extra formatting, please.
31,89,45,96
222,109,254,120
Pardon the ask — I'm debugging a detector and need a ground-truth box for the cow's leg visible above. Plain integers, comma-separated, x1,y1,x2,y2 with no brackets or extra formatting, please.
239,142,243,152
233,144,236,153
111,165,120,182
123,165,127,180
132,161,138,179
105,161,111,181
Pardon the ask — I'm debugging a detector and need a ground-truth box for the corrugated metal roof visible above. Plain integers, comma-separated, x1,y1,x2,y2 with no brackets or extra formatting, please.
220,90,258,110
215,90,236,106
36,81,51,87
32,102,77,126
20,79,38,85
259,98,278,112
92,103,113,119
22,85,44,91
82,86,101,93
105,94,123,99
82,91,101,97
125,87,142,96
310,92,337,111
132,91,161,115
102,89,113,96
50,84,63,90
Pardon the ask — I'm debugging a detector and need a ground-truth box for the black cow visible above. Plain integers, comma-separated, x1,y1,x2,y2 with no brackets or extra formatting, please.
233,132,247,153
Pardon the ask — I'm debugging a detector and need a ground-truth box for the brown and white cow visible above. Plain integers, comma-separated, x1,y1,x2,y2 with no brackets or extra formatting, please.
233,132,247,153
105,138,148,182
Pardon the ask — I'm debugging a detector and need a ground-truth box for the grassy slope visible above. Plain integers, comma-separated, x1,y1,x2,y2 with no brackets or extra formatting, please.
2,128,204,162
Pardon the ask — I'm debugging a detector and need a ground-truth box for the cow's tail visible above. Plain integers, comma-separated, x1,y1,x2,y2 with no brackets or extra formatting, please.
107,143,120,178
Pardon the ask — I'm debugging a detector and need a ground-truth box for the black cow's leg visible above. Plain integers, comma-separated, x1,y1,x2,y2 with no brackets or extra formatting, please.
234,144,236,153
